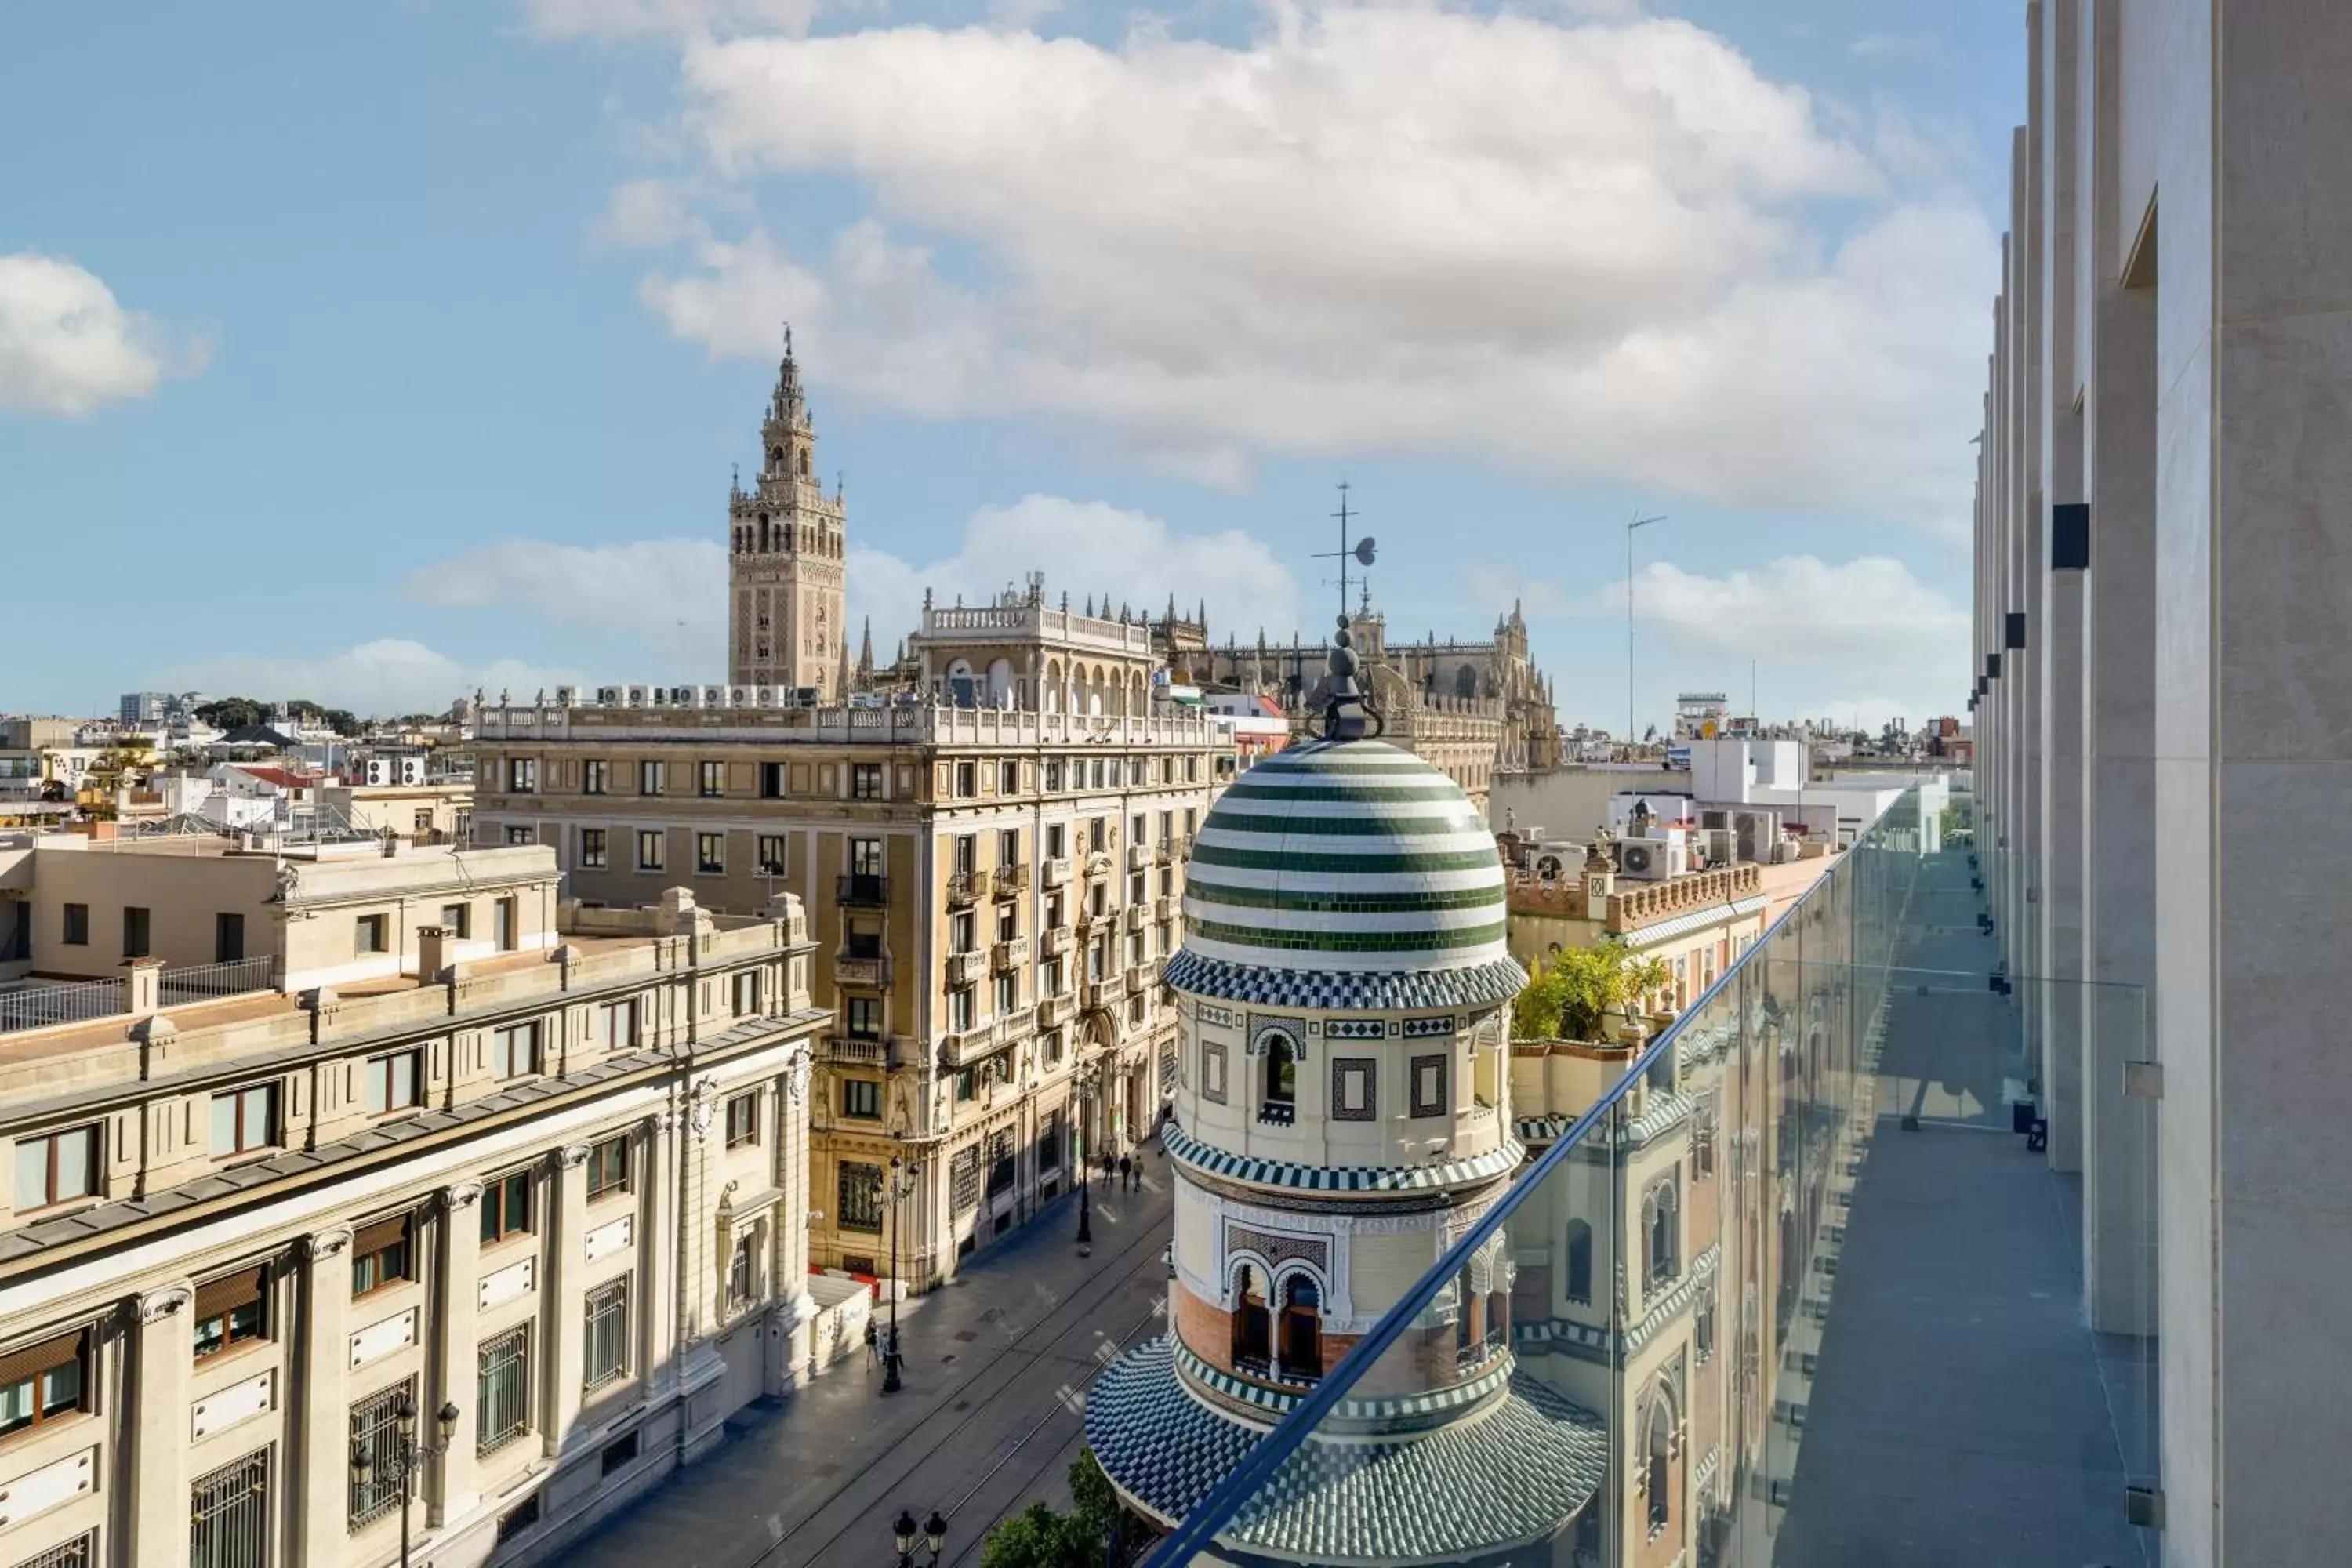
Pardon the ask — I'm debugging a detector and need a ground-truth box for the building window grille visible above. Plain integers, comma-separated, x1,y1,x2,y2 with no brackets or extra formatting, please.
11,1531,96,1568
348,1379,413,1528
583,1279,630,1389
191,1448,271,1568
477,1326,532,1455
838,1162,884,1232
985,1128,1016,1196
1038,1109,1065,1172
949,1145,982,1214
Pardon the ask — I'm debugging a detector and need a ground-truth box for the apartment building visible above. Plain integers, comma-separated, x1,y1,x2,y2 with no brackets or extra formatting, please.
0,832,831,1568
469,645,1225,1291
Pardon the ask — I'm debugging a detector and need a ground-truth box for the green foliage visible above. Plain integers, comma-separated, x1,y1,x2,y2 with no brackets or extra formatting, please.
1513,940,1675,1043
194,697,364,735
979,1449,1137,1568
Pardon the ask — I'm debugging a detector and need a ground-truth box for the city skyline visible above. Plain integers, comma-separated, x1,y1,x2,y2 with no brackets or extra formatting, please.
2,0,2013,729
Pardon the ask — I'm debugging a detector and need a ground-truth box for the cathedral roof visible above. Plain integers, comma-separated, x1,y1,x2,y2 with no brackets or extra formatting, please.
1179,739,1514,977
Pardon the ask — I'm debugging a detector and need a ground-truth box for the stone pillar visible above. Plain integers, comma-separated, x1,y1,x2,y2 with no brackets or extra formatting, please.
2156,5,2352,1562
2078,0,2158,1340
2036,0,2088,1176
126,1283,194,1568
543,1143,590,1454
295,1229,353,1568
434,1182,484,1521
641,1110,681,1392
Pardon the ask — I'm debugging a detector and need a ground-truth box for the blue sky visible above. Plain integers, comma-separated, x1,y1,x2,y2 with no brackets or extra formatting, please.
0,0,2020,729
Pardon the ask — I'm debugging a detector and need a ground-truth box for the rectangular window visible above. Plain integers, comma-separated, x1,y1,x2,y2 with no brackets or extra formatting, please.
600,1430,638,1477
192,1265,269,1362
999,760,1018,795
481,1170,532,1245
1043,1030,1064,1066
954,761,976,797
354,913,387,956
837,1162,884,1232
209,1082,279,1156
477,1325,532,1455
350,1214,412,1298
986,1127,1015,1195
997,902,1018,942
1039,1109,1064,1171
583,1279,630,1389
440,902,471,940
1043,956,1065,996
852,762,883,800
699,760,724,797
949,1145,982,1212
846,996,882,1038
1131,813,1146,847
1410,1054,1449,1118
1184,807,1198,835
497,1496,542,1544
587,1134,630,1201
579,827,608,869
505,825,535,847
951,910,975,954
953,833,977,876
506,757,538,793
214,911,245,964
696,833,725,875
637,829,665,871
192,1448,271,1568
349,1377,415,1526
842,1079,881,1120
851,837,884,877
998,829,1020,870
728,1232,756,1307
731,969,762,1017
846,920,882,960
583,758,608,795
759,761,785,799
993,972,1017,1017
122,906,151,959
1044,760,1063,792
492,1022,541,1080
949,986,974,1031
724,1092,759,1148
0,1330,85,1441
638,760,666,796
363,1050,422,1114
1088,818,1105,851
757,834,786,874
598,999,637,1050
61,902,88,946
13,1124,99,1210
495,896,518,951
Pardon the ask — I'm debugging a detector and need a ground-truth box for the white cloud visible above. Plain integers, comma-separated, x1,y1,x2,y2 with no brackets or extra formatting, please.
397,538,726,666
1607,554,1965,721
594,179,709,248
520,0,829,40
611,5,1991,528
846,494,1299,648
163,639,578,719
1851,32,1939,59
0,252,205,417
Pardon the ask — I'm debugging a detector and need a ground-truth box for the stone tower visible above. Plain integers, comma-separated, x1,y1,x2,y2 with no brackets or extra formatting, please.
728,328,848,697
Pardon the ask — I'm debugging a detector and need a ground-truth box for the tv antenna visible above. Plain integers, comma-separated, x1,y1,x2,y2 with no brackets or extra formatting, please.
1312,481,1378,625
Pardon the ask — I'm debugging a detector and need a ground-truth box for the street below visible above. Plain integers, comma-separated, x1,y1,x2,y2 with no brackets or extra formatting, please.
550,1156,1176,1568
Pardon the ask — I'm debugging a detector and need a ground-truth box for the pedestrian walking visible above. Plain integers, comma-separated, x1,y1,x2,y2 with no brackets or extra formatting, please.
863,1317,879,1371
1119,1153,1134,1191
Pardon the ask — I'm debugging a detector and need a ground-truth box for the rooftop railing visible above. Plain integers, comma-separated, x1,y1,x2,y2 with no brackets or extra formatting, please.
1140,786,2158,1568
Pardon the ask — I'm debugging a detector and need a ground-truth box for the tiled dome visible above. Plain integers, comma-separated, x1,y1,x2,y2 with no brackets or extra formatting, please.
1180,739,1509,974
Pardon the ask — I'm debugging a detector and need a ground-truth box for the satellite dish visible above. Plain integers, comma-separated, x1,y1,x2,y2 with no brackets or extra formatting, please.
1354,538,1377,566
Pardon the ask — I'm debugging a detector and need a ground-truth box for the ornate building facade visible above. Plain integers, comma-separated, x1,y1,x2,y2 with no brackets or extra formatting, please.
1087,635,1606,1564
727,331,848,699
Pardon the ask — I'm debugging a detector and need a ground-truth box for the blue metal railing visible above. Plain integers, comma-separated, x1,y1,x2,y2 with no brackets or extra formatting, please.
1144,786,1924,1565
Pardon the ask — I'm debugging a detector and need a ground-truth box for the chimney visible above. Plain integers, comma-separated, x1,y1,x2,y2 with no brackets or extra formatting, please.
416,924,455,983
122,956,165,1017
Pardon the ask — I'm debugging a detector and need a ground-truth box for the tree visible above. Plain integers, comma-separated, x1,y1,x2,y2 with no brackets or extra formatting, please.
1513,940,1676,1043
194,696,270,731
980,1450,1140,1568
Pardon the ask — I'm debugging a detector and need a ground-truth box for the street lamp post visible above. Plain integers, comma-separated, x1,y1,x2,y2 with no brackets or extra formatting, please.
1076,1061,1096,1254
877,1154,920,1394
893,1508,948,1567
348,1394,460,1568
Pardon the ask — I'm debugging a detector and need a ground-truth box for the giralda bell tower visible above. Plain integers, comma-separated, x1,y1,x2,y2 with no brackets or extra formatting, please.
727,328,848,697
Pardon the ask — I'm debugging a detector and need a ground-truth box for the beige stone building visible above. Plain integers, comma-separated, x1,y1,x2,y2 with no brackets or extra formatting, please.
468,648,1225,1293
0,833,835,1568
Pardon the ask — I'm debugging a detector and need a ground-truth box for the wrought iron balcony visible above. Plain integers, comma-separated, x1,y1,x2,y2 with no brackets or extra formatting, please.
836,873,889,907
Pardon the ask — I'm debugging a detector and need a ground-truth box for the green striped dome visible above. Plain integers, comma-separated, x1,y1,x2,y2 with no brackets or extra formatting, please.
1181,739,1508,973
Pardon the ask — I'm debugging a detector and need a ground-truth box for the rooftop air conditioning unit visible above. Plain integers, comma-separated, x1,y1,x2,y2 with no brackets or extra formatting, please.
1733,811,1780,862
553,685,579,708
623,684,651,708
362,758,393,786
1533,851,1567,880
669,685,699,709
751,686,775,707
1701,828,1737,866
1618,839,1687,881
596,686,624,706
728,687,752,707
1700,809,1730,830
700,685,726,708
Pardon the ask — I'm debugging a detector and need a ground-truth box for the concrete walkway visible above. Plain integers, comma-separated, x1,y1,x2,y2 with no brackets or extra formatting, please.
1773,854,2153,1567
551,1159,1176,1568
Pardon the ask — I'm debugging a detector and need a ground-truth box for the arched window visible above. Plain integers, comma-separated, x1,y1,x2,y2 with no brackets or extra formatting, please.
1565,1218,1593,1305
1454,665,1479,700
1261,1034,1297,1123
768,446,784,469
1231,1265,1270,1369
757,516,770,552
1279,1274,1322,1381
798,448,811,477
1644,1396,1674,1534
